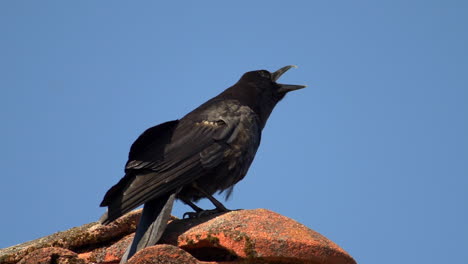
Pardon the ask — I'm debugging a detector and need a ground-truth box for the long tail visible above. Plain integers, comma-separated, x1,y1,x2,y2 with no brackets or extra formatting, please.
119,192,177,263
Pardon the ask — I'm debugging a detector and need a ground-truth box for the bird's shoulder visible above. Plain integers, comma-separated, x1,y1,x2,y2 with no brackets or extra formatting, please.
183,99,260,128
125,99,261,172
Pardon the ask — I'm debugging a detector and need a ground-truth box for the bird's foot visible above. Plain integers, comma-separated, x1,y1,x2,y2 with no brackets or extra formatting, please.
183,208,231,219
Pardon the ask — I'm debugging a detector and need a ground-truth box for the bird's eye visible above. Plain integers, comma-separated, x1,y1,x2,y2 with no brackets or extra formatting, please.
258,70,271,79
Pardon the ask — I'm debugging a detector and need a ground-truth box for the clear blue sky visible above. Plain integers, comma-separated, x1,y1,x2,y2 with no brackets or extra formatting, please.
1,1,467,263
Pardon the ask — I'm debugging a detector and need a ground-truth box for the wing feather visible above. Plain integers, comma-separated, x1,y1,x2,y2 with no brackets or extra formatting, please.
102,118,234,221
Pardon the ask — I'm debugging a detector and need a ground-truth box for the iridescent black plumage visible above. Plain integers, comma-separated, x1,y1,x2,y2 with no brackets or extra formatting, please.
99,65,305,263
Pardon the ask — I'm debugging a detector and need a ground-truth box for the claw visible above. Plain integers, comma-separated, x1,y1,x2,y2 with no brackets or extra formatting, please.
183,212,197,219
183,208,231,219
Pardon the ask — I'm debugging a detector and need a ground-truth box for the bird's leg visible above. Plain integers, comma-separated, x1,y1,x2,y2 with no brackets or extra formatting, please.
193,184,230,216
196,187,228,212
182,184,231,219
183,199,203,212
181,198,204,219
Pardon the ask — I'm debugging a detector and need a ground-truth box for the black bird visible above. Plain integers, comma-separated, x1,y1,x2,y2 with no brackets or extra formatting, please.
99,65,306,263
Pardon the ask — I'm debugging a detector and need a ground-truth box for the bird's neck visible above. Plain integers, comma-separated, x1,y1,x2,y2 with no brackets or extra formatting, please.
218,84,279,130
254,97,278,130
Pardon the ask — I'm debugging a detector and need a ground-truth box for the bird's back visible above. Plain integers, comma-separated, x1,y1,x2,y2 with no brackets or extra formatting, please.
177,98,262,200
101,98,262,223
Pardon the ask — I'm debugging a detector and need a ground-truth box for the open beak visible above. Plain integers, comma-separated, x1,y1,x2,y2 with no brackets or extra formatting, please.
272,65,307,93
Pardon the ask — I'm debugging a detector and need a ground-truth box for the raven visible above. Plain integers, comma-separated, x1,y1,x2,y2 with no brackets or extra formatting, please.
99,65,306,263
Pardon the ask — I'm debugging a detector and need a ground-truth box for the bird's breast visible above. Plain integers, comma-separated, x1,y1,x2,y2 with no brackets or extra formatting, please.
213,103,261,186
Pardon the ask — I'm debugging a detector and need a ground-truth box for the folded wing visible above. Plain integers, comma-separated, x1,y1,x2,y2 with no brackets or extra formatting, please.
100,118,234,224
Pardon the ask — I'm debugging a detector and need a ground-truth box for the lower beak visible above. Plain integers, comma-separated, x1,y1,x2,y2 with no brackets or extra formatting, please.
272,65,307,93
278,84,307,93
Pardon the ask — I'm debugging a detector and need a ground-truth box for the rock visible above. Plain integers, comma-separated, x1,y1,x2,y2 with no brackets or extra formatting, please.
128,245,199,264
17,247,84,264
1,209,356,264
77,234,134,264
161,209,355,264
0,209,142,264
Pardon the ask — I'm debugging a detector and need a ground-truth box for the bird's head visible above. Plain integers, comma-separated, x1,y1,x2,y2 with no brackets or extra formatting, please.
239,65,306,102
224,65,306,128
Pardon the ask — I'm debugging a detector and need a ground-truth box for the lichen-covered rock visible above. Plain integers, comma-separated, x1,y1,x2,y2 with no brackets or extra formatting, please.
128,245,199,264
78,234,134,264
0,209,142,264
162,209,355,264
17,247,84,264
1,209,356,264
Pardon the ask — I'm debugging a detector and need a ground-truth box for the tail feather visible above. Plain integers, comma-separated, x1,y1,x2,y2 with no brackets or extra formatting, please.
120,191,177,263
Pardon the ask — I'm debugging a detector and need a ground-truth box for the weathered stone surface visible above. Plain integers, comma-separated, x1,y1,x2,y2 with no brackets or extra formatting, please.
1,209,356,264
0,209,142,264
162,209,356,264
78,234,134,264
128,245,200,264
17,247,84,264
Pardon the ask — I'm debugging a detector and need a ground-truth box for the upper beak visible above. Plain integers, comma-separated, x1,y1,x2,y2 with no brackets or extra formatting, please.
272,65,307,93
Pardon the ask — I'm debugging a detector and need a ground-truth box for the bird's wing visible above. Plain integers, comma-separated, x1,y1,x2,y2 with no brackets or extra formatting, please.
125,118,231,172
100,120,179,208
100,116,242,221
